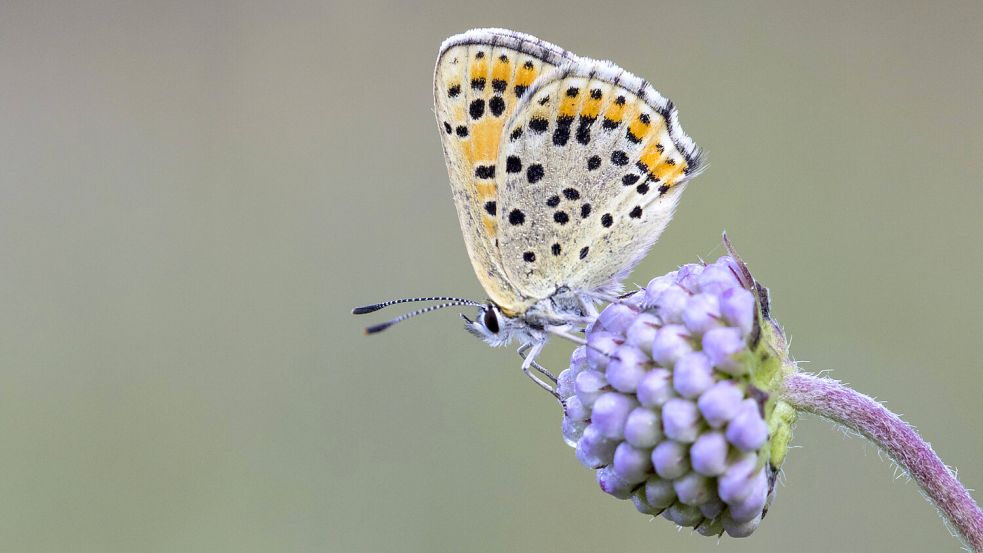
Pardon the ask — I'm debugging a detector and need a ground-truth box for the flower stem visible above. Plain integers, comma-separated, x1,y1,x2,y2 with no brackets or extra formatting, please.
781,372,983,552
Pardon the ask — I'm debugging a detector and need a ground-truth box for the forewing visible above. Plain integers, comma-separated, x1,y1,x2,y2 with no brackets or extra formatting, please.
433,29,575,313
496,60,703,300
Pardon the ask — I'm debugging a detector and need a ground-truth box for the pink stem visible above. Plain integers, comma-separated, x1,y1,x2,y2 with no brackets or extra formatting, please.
781,372,983,552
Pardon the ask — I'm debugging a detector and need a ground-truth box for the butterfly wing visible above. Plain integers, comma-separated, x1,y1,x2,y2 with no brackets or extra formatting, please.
495,60,703,300
433,29,577,314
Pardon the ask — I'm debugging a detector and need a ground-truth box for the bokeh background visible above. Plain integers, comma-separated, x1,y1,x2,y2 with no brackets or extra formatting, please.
2,1,981,551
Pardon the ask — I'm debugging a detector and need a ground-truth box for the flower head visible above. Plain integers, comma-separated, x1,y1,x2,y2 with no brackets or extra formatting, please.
558,240,797,537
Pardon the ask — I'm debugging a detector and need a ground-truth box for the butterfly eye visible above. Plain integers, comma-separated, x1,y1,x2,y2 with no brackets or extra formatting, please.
483,307,500,334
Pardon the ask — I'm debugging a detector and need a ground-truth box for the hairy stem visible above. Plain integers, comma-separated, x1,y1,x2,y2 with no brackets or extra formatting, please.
781,372,983,552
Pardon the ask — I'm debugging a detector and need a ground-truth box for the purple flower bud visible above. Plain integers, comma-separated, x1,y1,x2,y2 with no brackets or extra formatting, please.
561,416,587,447
575,424,617,468
645,476,677,509
652,440,689,479
690,430,729,476
698,381,745,427
651,324,693,366
592,392,637,439
717,454,759,504
556,367,579,400
624,313,660,353
595,303,640,335
696,516,724,537
624,407,663,448
606,345,649,393
613,442,654,484
631,490,656,515
673,471,714,506
699,497,726,520
642,274,676,307
719,287,755,337
637,368,673,408
702,327,746,374
570,345,588,370
586,331,622,371
662,398,701,443
722,511,762,538
682,293,722,336
697,262,742,296
663,502,703,527
726,399,769,452
673,351,714,398
621,289,648,309
726,468,768,523
575,370,608,409
597,465,634,499
675,263,704,291
564,395,589,422
652,285,689,323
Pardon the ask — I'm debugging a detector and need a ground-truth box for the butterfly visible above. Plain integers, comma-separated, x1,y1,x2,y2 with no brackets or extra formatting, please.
354,28,703,398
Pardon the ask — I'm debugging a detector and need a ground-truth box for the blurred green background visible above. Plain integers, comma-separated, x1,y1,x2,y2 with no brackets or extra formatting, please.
2,1,981,551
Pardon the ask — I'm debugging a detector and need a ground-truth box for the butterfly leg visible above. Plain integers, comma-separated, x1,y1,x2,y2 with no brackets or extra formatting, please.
576,295,600,320
517,342,561,402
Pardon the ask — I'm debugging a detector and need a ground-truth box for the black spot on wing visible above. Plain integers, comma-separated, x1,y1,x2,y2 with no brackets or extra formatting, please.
553,116,573,146
576,116,595,145
506,156,522,173
470,99,485,119
489,96,505,117
529,117,548,133
474,165,495,179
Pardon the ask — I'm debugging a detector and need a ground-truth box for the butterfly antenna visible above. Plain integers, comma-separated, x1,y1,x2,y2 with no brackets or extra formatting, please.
362,301,479,335
352,296,479,315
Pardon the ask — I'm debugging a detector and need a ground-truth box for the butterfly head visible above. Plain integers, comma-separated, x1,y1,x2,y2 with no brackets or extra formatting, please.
461,302,528,347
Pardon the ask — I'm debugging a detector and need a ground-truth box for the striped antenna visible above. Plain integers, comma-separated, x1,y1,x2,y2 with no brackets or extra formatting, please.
362,301,479,335
352,296,480,315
